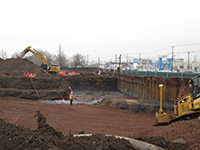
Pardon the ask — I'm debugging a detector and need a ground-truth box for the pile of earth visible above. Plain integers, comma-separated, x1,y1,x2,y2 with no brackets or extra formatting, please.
134,136,189,150
131,118,200,150
0,111,135,150
100,98,174,114
0,58,51,78
152,119,200,150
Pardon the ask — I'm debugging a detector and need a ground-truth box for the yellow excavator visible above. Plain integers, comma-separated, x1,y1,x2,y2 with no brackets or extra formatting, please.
19,46,60,74
155,76,200,125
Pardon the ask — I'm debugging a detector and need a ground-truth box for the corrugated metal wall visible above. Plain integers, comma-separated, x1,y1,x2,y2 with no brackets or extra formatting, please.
104,72,190,102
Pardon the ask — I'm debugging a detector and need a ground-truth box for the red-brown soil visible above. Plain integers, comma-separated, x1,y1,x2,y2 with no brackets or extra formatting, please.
0,108,135,150
0,97,199,150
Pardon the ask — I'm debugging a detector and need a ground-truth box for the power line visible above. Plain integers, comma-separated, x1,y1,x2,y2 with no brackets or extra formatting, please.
173,42,200,47
99,42,200,62
175,50,200,54
137,46,171,54
132,43,200,55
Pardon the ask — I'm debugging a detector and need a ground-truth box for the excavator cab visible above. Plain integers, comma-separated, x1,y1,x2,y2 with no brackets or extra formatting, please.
41,64,48,70
48,65,60,74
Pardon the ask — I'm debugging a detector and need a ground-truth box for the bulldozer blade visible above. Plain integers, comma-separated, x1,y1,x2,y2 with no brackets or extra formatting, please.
154,112,171,126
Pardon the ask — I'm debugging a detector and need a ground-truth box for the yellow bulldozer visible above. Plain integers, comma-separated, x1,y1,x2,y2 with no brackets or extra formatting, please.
155,76,200,125
19,46,60,74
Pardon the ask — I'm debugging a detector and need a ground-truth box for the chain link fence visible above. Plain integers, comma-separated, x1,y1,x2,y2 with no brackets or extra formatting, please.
104,69,200,79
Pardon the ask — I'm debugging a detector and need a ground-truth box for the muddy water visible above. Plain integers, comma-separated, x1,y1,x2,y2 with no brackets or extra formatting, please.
40,91,125,105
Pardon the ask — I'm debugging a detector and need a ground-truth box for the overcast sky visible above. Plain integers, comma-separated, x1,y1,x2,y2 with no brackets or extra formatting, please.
0,0,200,63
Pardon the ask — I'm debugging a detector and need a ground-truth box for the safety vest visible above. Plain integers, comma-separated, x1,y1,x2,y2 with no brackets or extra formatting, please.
69,94,73,100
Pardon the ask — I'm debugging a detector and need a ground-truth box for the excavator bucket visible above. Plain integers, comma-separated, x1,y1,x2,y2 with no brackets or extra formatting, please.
154,84,171,126
154,112,171,126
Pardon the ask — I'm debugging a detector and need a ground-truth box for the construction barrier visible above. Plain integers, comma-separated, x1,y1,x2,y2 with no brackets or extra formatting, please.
29,77,40,99
0,71,36,78
59,71,66,75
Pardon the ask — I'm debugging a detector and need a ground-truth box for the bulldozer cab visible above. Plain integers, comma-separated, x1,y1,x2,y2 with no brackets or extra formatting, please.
154,76,200,126
191,76,200,100
176,94,193,117
175,76,200,117
191,76,200,110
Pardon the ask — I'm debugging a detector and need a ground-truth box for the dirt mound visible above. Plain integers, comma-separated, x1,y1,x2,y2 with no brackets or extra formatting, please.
151,119,200,150
0,111,135,150
100,98,174,114
135,136,189,150
0,58,51,77
132,118,200,150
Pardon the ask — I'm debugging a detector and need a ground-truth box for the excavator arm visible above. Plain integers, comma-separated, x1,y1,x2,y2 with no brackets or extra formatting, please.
19,46,60,74
19,46,47,64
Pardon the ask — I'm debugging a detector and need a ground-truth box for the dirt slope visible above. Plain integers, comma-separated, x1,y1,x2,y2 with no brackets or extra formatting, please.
0,58,51,77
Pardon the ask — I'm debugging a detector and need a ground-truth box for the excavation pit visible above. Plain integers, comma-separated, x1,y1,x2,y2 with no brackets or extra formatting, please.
0,58,198,149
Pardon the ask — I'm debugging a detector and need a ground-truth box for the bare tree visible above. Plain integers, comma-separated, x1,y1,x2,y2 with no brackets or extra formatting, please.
11,51,20,58
12,48,55,67
0,49,7,59
38,49,55,65
71,53,86,68
55,44,68,67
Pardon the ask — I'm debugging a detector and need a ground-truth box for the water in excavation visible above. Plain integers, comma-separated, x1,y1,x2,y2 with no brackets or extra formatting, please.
40,91,125,105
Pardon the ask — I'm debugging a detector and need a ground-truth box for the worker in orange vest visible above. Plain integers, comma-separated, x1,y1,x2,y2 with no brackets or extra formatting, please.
69,92,73,105
68,86,73,105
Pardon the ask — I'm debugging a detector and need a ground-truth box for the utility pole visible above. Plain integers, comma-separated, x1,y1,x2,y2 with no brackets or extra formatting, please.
139,53,141,69
126,53,128,63
98,58,100,66
171,46,174,71
115,54,117,62
118,54,122,73
86,55,89,66
188,51,190,70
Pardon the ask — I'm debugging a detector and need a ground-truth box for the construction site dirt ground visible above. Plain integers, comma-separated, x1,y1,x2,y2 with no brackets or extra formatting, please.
0,96,200,150
0,58,200,150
